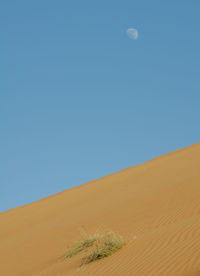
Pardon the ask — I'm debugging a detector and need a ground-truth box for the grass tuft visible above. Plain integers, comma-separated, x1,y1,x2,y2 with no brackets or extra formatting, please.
82,232,124,264
63,231,124,264
63,235,98,259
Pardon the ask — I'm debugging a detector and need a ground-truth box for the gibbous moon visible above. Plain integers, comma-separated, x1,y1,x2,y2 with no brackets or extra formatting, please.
126,28,138,40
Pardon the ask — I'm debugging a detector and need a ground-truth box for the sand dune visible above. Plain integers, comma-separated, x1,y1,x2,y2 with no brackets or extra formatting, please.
1,143,200,276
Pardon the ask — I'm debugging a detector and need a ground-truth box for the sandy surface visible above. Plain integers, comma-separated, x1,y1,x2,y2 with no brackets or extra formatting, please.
1,143,200,276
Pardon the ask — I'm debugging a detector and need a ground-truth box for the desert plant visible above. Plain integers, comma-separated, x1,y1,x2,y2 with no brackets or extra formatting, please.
63,231,124,264
63,234,98,259
82,232,124,264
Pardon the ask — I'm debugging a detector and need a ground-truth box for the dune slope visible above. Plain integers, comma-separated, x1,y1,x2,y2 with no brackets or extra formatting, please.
1,143,200,276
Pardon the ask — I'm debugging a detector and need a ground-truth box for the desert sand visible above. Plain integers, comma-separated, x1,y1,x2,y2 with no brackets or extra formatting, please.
1,143,200,276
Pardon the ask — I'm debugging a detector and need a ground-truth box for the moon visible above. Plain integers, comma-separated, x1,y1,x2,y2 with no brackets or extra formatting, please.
126,28,138,40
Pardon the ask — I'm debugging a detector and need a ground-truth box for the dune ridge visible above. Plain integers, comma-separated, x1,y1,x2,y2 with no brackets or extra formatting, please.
1,143,200,276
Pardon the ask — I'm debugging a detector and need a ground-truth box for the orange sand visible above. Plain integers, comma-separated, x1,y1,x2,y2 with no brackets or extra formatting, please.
1,143,200,276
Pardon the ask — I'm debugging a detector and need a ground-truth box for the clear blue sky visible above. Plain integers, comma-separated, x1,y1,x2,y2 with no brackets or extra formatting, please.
1,0,200,211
